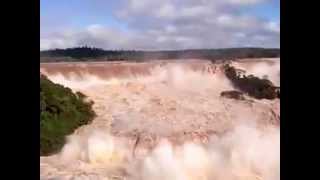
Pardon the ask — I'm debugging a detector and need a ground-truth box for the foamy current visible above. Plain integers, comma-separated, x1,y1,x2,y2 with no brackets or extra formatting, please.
40,59,280,180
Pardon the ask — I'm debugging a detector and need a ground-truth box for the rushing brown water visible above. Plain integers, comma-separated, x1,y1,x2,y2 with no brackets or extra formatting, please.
40,59,280,180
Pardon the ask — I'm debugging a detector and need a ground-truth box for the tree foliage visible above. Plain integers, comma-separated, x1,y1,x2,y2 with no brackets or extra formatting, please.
224,64,280,100
40,47,280,62
40,74,95,156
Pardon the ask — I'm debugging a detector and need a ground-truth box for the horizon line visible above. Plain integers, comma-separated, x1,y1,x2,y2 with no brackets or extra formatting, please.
40,46,280,52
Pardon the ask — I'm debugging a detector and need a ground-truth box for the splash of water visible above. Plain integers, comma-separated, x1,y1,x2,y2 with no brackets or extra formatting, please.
40,60,280,180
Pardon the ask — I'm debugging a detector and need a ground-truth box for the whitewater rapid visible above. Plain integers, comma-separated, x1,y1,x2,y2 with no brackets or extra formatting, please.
40,59,280,180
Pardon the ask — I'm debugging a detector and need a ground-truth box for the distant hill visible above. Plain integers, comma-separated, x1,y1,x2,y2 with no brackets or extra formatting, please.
40,47,280,62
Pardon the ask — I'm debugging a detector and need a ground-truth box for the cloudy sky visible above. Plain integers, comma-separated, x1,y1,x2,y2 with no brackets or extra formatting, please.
40,0,279,50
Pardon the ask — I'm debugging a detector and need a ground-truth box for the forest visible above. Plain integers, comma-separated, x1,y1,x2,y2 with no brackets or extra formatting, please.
40,47,280,62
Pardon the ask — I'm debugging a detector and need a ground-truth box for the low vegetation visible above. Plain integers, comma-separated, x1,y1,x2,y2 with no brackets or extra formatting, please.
223,64,280,100
40,74,96,156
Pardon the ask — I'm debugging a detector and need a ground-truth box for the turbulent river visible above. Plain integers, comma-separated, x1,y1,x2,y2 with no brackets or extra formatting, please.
40,59,280,180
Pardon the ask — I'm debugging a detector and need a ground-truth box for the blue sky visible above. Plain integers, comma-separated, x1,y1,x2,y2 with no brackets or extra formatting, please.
41,0,126,31
243,1,279,21
40,0,280,50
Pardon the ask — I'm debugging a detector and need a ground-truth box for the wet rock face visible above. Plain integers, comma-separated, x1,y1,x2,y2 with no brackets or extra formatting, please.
220,90,245,100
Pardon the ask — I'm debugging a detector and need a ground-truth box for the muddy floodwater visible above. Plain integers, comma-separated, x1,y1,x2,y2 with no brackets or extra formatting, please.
40,58,280,180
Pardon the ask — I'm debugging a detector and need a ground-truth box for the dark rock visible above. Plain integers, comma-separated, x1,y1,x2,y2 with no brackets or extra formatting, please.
221,90,245,100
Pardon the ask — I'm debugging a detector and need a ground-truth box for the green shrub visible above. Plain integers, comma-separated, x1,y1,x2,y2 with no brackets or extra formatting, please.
223,64,279,100
40,74,95,156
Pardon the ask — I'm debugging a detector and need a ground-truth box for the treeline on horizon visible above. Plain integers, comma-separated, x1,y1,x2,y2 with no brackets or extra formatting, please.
40,46,280,62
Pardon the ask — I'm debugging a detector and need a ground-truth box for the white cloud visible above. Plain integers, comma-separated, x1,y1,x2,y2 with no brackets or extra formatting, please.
156,3,176,19
265,21,280,34
228,0,265,5
40,0,279,50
